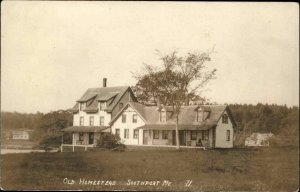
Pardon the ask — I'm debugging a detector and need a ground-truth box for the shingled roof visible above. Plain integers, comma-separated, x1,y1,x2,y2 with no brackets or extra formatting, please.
109,102,236,130
70,86,131,113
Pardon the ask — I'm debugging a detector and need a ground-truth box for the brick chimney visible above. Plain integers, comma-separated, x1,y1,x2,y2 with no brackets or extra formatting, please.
103,78,107,87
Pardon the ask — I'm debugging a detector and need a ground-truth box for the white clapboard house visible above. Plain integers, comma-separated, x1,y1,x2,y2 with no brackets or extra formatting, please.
61,78,137,150
61,79,236,151
109,102,236,148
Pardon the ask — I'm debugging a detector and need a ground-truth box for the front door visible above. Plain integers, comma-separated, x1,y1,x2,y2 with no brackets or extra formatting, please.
89,133,94,145
143,130,149,145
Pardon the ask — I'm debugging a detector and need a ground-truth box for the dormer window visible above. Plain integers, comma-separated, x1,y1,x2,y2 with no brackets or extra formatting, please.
222,114,228,124
119,102,124,109
79,103,85,111
160,110,166,122
197,108,203,122
99,102,106,111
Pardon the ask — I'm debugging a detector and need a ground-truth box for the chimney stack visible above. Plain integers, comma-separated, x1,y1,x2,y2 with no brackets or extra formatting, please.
103,78,107,87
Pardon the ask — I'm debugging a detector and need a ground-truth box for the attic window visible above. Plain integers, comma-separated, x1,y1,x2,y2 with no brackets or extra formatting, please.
132,114,137,123
160,110,166,122
222,114,228,124
79,103,85,111
100,102,106,111
197,108,203,122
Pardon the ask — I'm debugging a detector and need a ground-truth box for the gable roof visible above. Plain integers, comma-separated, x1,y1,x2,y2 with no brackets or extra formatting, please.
70,86,134,113
109,102,236,129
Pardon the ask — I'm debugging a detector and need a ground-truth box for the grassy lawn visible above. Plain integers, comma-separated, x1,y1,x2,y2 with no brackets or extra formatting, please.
1,147,298,191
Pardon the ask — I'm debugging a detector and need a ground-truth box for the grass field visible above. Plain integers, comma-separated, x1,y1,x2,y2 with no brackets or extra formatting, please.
1,147,298,191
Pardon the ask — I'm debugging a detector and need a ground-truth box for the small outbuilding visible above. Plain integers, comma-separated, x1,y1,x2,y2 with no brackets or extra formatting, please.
245,132,274,147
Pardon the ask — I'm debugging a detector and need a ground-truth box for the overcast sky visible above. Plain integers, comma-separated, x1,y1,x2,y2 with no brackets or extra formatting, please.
1,2,299,113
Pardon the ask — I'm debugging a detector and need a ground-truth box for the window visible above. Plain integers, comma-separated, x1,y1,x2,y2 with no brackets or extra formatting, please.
153,130,159,139
162,130,168,139
160,111,166,122
79,103,85,111
202,130,209,140
122,114,126,123
133,129,139,139
89,116,94,126
99,102,106,111
115,129,120,137
100,116,104,126
226,130,230,141
119,102,124,109
222,114,228,124
132,114,137,123
80,116,84,126
124,129,129,139
197,108,203,122
79,132,84,141
191,131,197,140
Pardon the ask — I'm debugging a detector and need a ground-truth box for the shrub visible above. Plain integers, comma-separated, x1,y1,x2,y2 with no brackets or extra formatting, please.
36,133,72,151
96,133,125,151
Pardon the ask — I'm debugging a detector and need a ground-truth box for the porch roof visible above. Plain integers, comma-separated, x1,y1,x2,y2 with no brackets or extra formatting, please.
61,126,110,132
136,123,216,130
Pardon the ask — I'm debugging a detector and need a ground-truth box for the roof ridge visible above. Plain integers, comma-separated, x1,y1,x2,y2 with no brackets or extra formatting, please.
88,86,129,89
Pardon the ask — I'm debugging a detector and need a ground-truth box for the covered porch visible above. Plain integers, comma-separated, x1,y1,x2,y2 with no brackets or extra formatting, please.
60,126,110,152
137,124,216,149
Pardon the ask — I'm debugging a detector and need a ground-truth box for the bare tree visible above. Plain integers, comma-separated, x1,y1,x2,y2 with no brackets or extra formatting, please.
133,50,216,149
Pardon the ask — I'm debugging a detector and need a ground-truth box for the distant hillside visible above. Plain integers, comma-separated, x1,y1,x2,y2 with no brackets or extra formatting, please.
1,111,44,130
229,103,299,134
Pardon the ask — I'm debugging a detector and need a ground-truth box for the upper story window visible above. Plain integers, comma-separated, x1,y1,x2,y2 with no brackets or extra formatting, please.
99,102,106,111
132,114,137,123
79,103,85,111
119,102,124,109
122,114,126,123
89,116,94,126
80,116,84,126
100,116,104,126
222,114,228,124
160,110,166,122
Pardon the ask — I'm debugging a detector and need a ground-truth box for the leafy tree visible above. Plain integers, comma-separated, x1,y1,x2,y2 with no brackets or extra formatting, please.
133,50,216,149
32,110,73,145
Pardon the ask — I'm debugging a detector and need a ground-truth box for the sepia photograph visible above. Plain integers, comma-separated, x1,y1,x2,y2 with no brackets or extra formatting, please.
1,1,299,191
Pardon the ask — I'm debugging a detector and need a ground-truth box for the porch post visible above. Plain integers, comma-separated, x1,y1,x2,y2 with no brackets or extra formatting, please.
61,133,64,152
85,133,87,151
184,131,187,146
151,130,153,145
72,132,75,152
